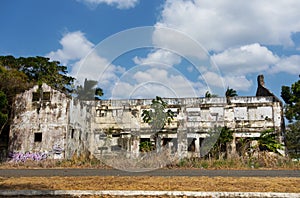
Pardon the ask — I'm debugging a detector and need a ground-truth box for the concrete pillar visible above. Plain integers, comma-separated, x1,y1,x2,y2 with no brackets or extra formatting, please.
177,127,188,158
177,108,188,158
195,138,200,157
156,136,162,153
130,136,139,158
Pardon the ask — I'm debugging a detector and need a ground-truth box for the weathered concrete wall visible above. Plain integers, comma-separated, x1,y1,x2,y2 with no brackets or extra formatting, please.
9,82,285,160
9,84,69,159
66,100,93,159
78,96,284,159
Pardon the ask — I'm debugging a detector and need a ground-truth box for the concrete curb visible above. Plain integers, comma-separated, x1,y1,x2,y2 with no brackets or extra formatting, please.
0,190,300,197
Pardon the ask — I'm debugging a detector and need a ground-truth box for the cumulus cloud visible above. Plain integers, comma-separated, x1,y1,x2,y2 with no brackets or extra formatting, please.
133,49,182,67
212,43,279,75
270,55,300,74
201,71,252,92
70,50,125,87
47,31,94,65
77,0,139,9
111,67,205,99
147,0,300,93
46,31,126,97
156,0,300,51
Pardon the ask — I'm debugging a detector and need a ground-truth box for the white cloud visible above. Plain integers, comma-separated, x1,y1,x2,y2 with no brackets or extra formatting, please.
46,31,94,65
271,55,300,74
77,0,139,9
223,75,253,91
152,26,209,59
133,49,182,67
202,71,252,92
212,43,279,75
149,0,300,93
47,31,126,97
111,67,204,99
156,0,300,51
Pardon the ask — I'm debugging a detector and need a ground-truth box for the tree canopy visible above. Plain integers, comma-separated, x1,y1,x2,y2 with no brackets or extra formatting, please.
225,87,238,97
285,121,300,158
0,56,75,95
281,75,300,157
0,91,8,132
0,55,76,142
141,96,174,131
281,76,300,122
75,78,103,100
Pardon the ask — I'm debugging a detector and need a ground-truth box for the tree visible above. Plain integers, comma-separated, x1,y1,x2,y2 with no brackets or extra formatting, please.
0,91,8,133
0,64,32,135
141,96,174,131
0,55,76,153
281,76,300,157
281,76,300,122
210,126,233,159
141,96,174,152
285,121,300,158
205,91,218,98
225,87,238,97
75,78,103,100
256,129,283,154
0,56,75,95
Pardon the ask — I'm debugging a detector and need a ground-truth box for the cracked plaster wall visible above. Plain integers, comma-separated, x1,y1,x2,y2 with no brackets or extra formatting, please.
9,84,69,159
9,85,285,159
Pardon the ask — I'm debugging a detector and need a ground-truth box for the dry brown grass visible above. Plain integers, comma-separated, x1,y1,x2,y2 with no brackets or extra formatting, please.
0,176,299,193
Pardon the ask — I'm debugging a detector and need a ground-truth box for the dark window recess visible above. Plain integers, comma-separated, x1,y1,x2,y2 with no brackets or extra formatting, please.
96,109,101,117
34,133,42,142
112,134,121,137
43,92,51,101
32,92,40,102
98,147,108,151
71,129,75,139
111,145,122,151
79,131,82,141
100,110,107,117
187,138,196,152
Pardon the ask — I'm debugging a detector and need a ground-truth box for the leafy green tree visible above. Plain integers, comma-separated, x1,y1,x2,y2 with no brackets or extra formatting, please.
140,141,154,152
225,87,238,97
0,55,76,152
0,64,32,136
205,91,218,98
0,91,8,133
211,126,233,159
281,76,300,122
75,78,103,100
257,129,283,154
285,121,300,158
141,96,174,131
0,56,75,95
281,76,300,157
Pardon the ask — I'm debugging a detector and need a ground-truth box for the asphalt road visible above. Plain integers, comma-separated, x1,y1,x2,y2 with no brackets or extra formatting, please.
0,169,299,177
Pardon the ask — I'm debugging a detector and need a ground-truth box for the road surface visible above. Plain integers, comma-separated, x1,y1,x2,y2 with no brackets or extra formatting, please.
0,169,299,177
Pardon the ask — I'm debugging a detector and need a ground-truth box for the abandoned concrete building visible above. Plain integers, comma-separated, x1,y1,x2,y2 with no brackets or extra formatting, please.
8,75,285,160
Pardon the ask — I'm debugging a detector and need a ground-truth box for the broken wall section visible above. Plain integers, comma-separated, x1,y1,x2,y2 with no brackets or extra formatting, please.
9,83,69,159
67,99,93,159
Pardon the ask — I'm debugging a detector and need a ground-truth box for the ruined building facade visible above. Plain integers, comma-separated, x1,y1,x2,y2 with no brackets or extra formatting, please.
9,75,285,159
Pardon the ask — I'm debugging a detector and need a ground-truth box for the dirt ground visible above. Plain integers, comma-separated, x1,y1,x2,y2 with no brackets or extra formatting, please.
0,176,299,193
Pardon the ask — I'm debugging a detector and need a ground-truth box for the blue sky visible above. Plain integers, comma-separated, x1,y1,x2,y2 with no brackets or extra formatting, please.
1,0,300,99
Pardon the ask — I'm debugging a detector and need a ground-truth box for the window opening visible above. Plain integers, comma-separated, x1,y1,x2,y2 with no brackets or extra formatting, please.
32,92,40,102
34,133,42,142
42,92,51,101
71,129,75,139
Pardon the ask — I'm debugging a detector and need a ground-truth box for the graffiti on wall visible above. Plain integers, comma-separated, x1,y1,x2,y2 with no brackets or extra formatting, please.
9,151,48,162
8,144,64,162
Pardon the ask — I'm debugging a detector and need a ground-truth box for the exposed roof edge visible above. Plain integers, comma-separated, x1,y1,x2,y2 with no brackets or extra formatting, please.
256,74,281,103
